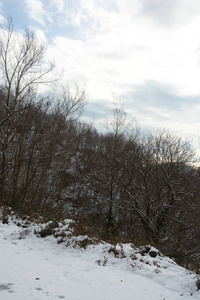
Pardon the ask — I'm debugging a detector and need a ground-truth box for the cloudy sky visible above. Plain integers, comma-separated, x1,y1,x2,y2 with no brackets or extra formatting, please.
1,0,200,152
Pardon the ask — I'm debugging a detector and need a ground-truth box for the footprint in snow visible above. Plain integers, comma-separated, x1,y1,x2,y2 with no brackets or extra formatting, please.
0,283,13,292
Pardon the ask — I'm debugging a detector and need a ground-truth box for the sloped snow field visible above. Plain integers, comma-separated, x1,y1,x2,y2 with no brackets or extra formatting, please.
0,211,200,300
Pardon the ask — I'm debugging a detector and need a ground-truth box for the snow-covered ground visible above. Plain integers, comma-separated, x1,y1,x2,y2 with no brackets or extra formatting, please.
0,213,200,300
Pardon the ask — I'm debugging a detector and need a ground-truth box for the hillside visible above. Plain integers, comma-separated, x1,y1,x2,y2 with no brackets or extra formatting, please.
0,211,200,300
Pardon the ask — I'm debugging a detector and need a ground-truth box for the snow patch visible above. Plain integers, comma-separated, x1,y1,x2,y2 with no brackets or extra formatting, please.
0,210,200,299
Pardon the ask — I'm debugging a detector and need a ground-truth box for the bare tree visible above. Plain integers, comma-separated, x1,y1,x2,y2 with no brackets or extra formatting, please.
56,84,86,120
0,16,57,124
1,91,87,213
84,98,138,239
121,130,194,244
0,16,57,203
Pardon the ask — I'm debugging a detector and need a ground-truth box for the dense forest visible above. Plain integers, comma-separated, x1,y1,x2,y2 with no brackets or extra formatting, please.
1,17,200,270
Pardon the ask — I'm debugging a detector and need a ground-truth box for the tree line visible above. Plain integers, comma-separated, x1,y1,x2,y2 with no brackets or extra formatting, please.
1,17,200,269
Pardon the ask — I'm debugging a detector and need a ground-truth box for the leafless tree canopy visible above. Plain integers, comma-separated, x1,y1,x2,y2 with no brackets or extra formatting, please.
1,17,200,271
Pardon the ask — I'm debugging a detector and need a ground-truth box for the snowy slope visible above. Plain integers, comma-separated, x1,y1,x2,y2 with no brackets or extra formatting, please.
0,214,200,300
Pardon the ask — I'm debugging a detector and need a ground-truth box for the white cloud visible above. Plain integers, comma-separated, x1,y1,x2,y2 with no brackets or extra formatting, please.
50,0,65,13
21,0,200,151
58,0,118,33
116,0,200,27
25,0,52,26
47,0,200,99
29,26,48,44
0,1,6,24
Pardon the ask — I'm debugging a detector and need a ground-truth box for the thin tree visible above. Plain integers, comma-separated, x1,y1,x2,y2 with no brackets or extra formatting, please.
0,16,56,204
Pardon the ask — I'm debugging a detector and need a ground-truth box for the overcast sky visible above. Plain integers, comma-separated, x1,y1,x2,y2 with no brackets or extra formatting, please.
1,0,200,153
